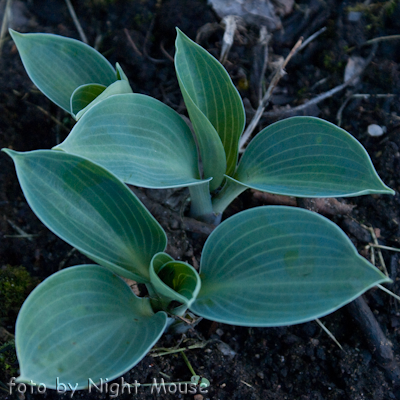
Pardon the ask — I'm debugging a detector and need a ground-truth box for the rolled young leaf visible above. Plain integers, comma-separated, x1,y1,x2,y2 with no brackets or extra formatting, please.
2,149,166,282
191,206,390,326
55,93,209,189
148,253,201,316
116,62,129,81
70,83,106,116
74,80,133,120
10,30,116,112
234,116,394,197
15,265,168,389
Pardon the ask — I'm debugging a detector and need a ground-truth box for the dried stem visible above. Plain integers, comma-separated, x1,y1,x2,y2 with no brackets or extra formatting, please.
239,37,303,151
65,0,88,44
0,0,13,58
124,28,143,57
347,34,400,52
263,42,378,120
239,27,327,151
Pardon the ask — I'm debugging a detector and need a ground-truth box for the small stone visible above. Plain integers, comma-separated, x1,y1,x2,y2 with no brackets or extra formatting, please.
194,394,203,400
348,11,362,22
367,124,385,137
257,371,264,379
217,342,236,359
344,56,366,85
216,328,224,336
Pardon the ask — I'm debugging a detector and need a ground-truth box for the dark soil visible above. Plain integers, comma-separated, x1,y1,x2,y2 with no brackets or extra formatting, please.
1,0,400,399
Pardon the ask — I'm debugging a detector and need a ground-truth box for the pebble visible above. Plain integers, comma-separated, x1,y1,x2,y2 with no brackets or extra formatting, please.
367,124,385,137
348,11,362,22
217,342,237,359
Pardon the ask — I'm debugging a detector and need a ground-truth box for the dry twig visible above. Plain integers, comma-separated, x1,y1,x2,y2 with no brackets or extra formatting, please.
262,42,378,120
239,36,303,150
124,28,143,57
0,0,12,58
65,0,88,44
239,27,327,151
347,34,400,53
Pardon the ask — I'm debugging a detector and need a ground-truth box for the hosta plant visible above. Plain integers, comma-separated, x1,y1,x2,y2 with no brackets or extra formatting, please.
3,28,394,390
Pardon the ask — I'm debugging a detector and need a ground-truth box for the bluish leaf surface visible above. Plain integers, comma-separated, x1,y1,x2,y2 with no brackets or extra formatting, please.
235,117,394,197
191,206,390,326
2,149,166,282
16,265,167,389
56,93,208,189
10,30,116,112
175,30,245,177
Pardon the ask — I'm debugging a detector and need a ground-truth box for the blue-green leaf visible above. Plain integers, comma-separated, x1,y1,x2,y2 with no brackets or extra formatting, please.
16,265,167,389
2,149,166,282
191,206,390,326
175,29,233,190
55,93,209,189
10,30,116,112
234,117,394,197
175,29,245,176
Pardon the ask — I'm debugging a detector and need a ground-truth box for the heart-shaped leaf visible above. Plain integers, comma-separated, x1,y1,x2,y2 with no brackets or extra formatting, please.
55,93,209,189
191,206,390,326
10,30,116,112
15,265,167,389
2,149,166,282
148,253,201,316
234,116,394,197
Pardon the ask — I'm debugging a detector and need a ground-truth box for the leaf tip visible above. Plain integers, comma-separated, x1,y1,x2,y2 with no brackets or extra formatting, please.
371,181,396,196
8,29,24,47
175,28,189,45
8,28,19,38
1,148,17,159
51,145,65,152
384,187,396,196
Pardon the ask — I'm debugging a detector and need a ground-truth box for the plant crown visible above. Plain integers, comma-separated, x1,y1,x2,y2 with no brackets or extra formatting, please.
2,28,394,389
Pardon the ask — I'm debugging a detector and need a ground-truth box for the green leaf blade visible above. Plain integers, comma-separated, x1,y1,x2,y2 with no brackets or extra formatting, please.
10,30,116,112
235,117,394,197
3,149,166,282
175,29,245,187
191,206,390,326
177,79,226,190
16,265,167,389
56,93,207,189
